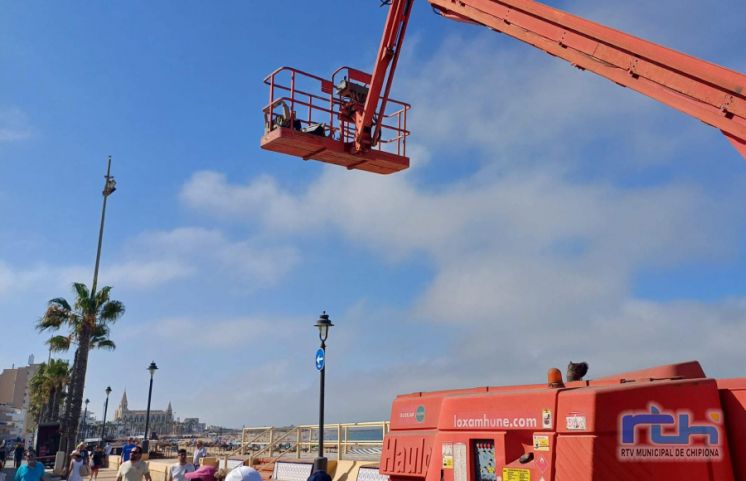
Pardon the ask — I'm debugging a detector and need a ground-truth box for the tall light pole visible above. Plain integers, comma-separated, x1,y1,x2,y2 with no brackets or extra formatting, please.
90,159,115,450
101,387,112,447
142,361,158,453
79,398,90,442
313,312,333,473
91,155,117,299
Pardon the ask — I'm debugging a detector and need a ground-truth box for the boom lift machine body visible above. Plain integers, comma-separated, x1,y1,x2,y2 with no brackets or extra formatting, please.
261,0,746,173
380,361,746,481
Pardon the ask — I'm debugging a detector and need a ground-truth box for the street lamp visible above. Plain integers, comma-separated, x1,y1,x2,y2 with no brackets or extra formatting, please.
313,311,334,473
79,398,90,442
91,155,116,306
101,387,112,447
142,361,158,453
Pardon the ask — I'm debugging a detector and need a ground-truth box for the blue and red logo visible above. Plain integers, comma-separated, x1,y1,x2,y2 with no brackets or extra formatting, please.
618,404,723,461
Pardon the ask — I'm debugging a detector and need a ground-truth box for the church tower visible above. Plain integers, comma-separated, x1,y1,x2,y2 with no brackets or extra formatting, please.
115,389,128,420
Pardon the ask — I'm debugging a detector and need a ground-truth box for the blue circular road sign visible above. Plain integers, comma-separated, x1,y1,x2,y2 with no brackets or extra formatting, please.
315,348,325,370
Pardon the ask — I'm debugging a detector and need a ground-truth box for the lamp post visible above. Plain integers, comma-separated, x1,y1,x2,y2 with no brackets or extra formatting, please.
142,361,158,453
313,311,334,473
101,387,112,447
90,156,117,299
80,398,90,442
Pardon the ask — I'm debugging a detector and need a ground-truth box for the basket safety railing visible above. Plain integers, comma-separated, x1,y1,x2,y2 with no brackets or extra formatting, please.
263,66,410,157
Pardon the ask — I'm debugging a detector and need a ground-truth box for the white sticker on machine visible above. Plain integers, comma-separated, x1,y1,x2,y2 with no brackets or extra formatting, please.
566,413,587,431
541,409,552,429
454,443,467,481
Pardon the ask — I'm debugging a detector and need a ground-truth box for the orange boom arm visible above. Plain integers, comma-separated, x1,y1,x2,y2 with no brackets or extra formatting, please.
424,0,746,159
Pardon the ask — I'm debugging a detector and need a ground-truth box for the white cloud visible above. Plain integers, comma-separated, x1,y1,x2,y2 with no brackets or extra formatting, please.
104,260,194,289
0,261,89,297
0,108,33,143
123,226,300,289
123,316,285,349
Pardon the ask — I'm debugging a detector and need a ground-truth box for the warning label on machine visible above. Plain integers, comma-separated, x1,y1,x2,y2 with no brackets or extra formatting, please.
502,468,530,481
442,443,453,469
532,434,550,451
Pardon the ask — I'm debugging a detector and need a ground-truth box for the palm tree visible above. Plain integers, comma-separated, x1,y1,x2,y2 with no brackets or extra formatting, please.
28,359,71,428
37,282,125,454
29,363,49,428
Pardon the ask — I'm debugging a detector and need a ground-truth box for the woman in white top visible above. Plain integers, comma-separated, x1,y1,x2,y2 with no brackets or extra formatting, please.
67,451,84,481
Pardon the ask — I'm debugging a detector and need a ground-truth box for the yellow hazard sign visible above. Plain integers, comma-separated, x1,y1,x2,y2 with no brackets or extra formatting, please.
502,468,531,481
442,442,453,469
533,434,550,452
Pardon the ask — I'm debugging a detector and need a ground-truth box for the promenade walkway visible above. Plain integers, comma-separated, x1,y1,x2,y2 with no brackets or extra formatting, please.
0,459,169,481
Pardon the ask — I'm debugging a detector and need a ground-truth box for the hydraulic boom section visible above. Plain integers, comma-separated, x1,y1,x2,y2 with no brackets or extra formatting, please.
355,0,415,154
428,0,746,160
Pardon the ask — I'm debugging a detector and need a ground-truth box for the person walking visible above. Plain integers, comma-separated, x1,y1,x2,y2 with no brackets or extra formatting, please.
14,451,46,481
13,443,24,469
77,443,90,467
67,451,85,481
0,440,6,469
167,449,195,481
120,438,136,465
90,446,104,481
192,442,206,469
103,442,113,469
115,446,152,481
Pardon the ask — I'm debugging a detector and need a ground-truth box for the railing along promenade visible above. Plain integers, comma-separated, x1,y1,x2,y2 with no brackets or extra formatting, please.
221,421,390,466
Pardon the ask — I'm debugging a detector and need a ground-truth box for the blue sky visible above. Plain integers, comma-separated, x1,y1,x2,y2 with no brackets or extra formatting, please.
2,0,746,428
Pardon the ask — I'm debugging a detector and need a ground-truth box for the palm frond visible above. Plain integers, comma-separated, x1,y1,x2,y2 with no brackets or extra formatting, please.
48,297,72,311
73,282,90,301
37,305,71,331
91,323,111,338
99,300,125,322
92,339,116,351
47,335,72,352
95,286,112,307
36,315,62,332
76,297,96,316
73,282,98,315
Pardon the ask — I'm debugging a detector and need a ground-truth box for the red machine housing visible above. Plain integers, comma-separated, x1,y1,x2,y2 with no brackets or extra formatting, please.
381,361,746,481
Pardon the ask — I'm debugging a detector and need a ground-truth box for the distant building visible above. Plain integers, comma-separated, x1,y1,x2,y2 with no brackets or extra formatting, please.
0,360,42,437
181,418,206,434
114,390,174,436
0,404,24,439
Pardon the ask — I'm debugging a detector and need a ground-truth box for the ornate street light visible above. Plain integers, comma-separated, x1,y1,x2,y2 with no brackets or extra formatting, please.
101,387,112,447
142,361,158,452
313,311,334,473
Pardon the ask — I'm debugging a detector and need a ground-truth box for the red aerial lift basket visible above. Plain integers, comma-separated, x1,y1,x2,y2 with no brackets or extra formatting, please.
260,66,411,175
